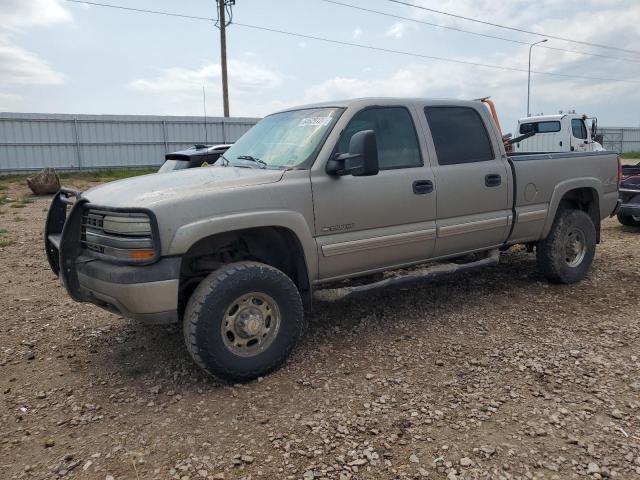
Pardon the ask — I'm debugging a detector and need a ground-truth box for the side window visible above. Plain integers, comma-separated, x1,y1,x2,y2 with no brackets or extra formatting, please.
519,122,535,134
424,107,494,165
571,118,587,139
337,107,422,170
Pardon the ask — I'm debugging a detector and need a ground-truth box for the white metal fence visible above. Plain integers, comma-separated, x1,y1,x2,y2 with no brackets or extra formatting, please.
599,127,640,154
0,112,260,174
2,114,637,173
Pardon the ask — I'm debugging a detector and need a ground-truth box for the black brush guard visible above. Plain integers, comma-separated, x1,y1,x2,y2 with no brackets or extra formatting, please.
45,189,88,302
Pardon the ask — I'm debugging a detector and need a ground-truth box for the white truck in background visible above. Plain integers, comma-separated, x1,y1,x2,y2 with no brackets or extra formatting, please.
513,112,604,153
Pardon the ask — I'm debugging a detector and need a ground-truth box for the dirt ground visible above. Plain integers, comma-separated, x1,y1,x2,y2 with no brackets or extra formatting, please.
1,176,639,480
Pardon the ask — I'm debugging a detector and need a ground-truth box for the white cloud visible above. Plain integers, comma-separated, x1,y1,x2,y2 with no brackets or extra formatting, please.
128,60,286,116
352,27,363,39
0,0,72,31
385,22,415,39
0,35,67,85
303,54,640,134
129,60,283,95
0,0,71,88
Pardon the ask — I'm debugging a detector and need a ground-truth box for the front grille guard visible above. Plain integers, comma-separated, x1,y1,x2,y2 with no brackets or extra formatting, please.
45,189,161,303
45,189,81,275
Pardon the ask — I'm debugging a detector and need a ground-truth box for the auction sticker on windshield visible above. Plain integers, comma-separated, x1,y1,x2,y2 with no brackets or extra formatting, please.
298,116,333,127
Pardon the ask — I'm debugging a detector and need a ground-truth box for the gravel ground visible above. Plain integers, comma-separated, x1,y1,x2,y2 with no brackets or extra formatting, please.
1,177,640,480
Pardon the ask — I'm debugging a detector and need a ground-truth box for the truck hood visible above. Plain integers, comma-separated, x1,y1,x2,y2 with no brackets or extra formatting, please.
81,166,285,208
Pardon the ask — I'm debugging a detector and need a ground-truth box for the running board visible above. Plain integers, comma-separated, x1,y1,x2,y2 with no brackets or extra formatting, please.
314,249,500,301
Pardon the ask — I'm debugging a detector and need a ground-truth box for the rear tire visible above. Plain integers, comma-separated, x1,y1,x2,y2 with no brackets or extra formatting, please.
617,212,640,227
536,209,596,284
183,261,305,382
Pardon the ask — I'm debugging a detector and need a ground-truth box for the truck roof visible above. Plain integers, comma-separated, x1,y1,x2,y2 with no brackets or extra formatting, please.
273,97,483,114
519,113,582,123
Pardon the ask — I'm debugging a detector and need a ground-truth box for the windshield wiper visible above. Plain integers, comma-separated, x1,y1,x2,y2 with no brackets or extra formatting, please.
237,155,267,168
218,154,230,166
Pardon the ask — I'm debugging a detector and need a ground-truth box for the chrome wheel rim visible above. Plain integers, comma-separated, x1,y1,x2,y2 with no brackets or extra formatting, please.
564,228,587,267
221,292,281,357
633,215,640,222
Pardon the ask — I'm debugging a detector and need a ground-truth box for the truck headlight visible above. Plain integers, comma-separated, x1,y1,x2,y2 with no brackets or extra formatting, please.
102,216,152,236
81,209,158,264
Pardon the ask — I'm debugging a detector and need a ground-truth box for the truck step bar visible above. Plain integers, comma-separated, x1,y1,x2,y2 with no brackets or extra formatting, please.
314,249,500,301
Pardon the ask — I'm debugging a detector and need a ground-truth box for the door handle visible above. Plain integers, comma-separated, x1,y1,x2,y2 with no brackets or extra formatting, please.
485,174,501,187
413,179,433,194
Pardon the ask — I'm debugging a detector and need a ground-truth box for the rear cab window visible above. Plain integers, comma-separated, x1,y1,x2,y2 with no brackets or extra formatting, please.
337,107,422,170
519,121,561,134
424,106,494,165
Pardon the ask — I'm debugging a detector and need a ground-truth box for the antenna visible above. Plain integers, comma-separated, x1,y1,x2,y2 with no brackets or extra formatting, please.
202,85,208,144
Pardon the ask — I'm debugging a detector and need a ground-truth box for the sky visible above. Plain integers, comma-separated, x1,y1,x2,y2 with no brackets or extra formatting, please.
1,0,640,134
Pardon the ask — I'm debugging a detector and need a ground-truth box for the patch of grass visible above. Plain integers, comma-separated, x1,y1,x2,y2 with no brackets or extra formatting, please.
19,195,35,204
622,151,640,159
58,168,156,183
0,168,155,192
0,239,13,248
0,195,10,206
13,216,24,222
9,203,25,209
0,229,7,234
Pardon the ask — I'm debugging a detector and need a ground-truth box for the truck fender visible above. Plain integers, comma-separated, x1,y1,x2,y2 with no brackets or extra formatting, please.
541,178,602,238
167,210,318,282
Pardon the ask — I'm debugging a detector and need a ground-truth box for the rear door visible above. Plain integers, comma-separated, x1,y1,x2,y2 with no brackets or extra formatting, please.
312,106,437,280
421,105,511,257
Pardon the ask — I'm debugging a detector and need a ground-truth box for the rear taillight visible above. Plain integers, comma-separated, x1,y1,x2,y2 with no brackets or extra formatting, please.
618,155,622,186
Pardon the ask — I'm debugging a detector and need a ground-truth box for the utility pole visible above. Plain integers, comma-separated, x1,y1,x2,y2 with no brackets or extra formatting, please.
527,38,547,117
218,0,230,117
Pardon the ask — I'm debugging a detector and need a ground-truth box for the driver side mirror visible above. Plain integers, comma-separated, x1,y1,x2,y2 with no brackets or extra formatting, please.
326,130,379,177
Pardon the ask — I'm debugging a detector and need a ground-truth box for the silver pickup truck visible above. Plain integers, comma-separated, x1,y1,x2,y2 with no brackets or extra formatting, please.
45,98,620,381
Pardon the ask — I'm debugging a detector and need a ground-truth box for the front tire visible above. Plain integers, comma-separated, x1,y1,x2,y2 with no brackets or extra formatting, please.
183,261,305,382
617,212,640,227
536,209,596,284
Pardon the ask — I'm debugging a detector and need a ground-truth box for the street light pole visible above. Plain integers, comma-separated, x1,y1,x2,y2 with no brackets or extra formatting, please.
527,38,547,117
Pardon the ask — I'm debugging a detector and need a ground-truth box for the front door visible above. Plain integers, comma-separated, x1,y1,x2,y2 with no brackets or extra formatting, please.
311,106,437,281
571,118,589,152
421,105,511,257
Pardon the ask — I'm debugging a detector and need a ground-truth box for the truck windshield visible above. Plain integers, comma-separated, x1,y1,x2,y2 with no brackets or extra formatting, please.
220,107,341,169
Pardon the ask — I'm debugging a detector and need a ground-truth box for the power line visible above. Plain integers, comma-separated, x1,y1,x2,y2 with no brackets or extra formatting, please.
64,0,213,21
320,0,640,65
383,0,640,56
233,22,640,84
62,0,640,84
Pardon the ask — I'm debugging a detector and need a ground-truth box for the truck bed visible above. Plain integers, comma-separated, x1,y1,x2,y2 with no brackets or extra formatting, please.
506,150,619,245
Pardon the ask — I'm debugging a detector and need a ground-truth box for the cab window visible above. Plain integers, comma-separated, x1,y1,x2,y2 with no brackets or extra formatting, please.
337,107,422,170
424,106,494,165
571,119,587,139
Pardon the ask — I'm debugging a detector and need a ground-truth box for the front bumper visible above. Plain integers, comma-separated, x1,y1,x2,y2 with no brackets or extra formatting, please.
76,258,180,324
619,188,640,218
45,190,180,324
620,203,640,217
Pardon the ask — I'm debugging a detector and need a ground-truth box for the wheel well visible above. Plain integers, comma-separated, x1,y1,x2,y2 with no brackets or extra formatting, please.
178,227,311,319
557,187,601,243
